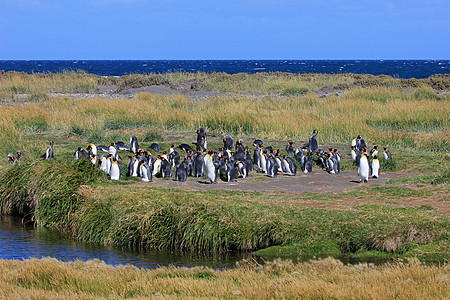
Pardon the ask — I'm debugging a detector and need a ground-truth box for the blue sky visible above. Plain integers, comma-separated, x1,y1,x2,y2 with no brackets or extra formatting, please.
0,0,448,60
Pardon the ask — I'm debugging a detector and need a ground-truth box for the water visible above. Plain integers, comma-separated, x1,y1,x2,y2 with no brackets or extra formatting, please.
0,216,247,269
1,60,448,79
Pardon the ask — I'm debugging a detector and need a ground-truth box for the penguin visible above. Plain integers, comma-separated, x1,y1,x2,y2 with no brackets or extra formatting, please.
7,152,15,164
303,152,313,174
140,160,152,182
184,156,193,177
224,159,236,182
245,149,254,175
109,143,119,160
294,146,305,165
235,139,244,150
330,148,342,162
319,152,330,171
90,154,97,165
282,155,297,176
193,152,205,178
115,141,130,151
204,151,218,183
97,145,109,153
235,161,248,178
371,155,380,179
16,150,25,161
235,143,245,162
351,146,358,161
41,141,54,160
99,155,108,173
127,155,139,177
383,147,392,161
184,149,194,161
179,144,194,152
152,156,162,177
176,161,187,182
196,128,207,151
359,152,370,183
260,150,268,174
223,135,233,150
267,155,279,178
149,143,161,152
356,135,367,151
308,130,319,153
370,146,378,157
105,154,113,175
74,147,87,160
285,141,295,157
87,143,97,156
130,136,139,154
329,153,340,175
274,152,284,173
253,139,263,147
169,145,181,168
109,158,120,180
160,157,172,178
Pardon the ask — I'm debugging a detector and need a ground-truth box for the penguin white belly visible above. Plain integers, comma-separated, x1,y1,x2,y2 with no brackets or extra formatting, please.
372,159,380,178
110,163,120,180
152,160,161,176
261,155,267,173
99,157,106,172
132,160,139,176
359,157,370,182
140,165,150,182
283,160,291,174
328,158,335,174
351,150,357,161
204,156,216,183
105,159,112,174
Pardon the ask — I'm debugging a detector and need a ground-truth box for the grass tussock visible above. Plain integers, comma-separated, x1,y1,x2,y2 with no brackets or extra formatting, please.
0,159,105,227
0,257,447,299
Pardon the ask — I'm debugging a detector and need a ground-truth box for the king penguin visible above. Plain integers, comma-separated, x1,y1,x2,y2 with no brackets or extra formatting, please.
371,155,380,178
303,152,313,174
160,157,172,178
204,150,218,183
7,152,15,164
383,147,392,161
223,135,233,150
359,152,370,183
41,141,54,160
308,130,319,153
130,136,138,154
196,128,207,151
139,159,152,182
176,161,187,182
285,141,295,157
110,158,120,181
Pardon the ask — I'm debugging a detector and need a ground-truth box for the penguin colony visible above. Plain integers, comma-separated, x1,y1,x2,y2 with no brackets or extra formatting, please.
7,129,391,184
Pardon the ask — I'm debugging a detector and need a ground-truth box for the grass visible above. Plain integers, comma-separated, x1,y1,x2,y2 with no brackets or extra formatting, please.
0,257,448,299
0,71,448,262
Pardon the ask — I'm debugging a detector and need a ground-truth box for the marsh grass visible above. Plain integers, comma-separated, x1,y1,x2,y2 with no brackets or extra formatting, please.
0,257,447,299
0,158,105,227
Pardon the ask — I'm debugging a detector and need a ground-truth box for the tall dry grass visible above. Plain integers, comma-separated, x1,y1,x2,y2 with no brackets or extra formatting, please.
1,86,447,156
0,71,98,100
0,257,447,299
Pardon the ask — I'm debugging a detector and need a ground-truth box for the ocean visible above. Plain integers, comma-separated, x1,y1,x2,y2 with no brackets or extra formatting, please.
0,60,448,79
